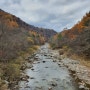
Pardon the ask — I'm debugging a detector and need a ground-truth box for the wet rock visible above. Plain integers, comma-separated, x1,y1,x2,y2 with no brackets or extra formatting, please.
50,80,57,87
35,86,42,89
34,57,39,60
31,68,34,71
79,81,85,90
48,87,52,90
21,75,29,81
79,85,85,90
37,61,40,63
42,61,46,63
51,83,57,87
25,85,30,88
50,55,53,57
53,60,56,62
42,79,46,81
58,63,64,67
58,63,61,66
20,65,27,70
30,77,35,79
27,63,33,68
44,54,47,56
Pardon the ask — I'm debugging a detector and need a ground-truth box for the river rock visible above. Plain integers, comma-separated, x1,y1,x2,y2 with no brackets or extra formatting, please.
50,80,57,87
31,68,34,71
79,85,85,90
27,63,33,68
35,86,42,89
44,54,47,56
30,77,35,79
21,75,29,81
48,87,52,90
78,81,86,90
42,61,46,63
25,85,30,88
53,60,56,62
20,65,27,70
34,56,39,60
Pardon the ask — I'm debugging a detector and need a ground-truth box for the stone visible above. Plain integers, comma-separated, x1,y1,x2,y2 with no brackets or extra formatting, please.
78,81,85,90
31,68,34,71
21,75,29,81
50,80,57,87
48,87,52,90
30,77,35,79
44,54,47,56
79,85,85,90
35,86,42,89
53,60,56,62
42,61,46,63
25,85,30,88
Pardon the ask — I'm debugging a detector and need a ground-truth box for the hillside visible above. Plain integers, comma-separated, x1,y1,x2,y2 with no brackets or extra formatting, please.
50,12,90,59
0,9,56,61
0,9,57,41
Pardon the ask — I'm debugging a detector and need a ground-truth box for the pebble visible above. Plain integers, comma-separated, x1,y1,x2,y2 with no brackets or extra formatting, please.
48,87,52,90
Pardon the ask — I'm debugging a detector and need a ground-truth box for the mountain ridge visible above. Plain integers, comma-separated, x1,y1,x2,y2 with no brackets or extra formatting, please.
0,9,57,40
0,9,57,61
50,12,90,59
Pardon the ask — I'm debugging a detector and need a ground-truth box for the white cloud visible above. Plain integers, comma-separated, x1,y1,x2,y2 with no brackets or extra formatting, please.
0,0,90,32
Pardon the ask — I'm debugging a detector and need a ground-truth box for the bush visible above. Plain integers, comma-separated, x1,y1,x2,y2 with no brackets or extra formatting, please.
4,63,20,81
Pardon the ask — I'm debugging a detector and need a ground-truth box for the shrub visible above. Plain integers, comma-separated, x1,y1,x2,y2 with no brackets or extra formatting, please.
4,63,20,81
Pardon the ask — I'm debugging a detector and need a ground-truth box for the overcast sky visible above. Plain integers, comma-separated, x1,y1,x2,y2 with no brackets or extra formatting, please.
0,0,90,32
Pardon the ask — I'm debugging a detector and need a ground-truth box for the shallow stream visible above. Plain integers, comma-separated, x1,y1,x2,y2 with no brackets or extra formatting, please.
19,44,78,90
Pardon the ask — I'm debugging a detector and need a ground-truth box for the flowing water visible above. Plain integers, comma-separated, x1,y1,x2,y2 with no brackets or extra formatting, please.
19,44,78,90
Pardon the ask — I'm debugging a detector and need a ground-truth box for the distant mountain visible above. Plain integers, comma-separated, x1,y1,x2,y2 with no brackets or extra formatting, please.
50,12,90,59
0,9,57,41
0,9,57,61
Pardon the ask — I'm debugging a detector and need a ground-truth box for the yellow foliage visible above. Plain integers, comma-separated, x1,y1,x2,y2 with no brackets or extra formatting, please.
6,63,21,81
32,45,39,50
27,37,34,44
28,48,35,54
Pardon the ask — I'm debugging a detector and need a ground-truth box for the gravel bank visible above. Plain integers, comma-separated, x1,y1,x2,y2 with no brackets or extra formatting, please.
51,49,90,90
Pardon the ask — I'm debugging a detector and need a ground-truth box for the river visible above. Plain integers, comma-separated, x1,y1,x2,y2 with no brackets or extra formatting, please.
19,44,78,90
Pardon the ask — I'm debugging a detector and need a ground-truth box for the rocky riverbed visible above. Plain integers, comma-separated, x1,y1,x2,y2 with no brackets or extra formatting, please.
50,48,90,90
19,43,79,90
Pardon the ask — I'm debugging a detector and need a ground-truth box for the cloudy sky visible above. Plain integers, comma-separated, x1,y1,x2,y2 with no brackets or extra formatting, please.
0,0,90,32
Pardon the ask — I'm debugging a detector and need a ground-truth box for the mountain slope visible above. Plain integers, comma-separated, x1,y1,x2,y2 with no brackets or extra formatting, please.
50,12,90,59
0,9,56,61
0,9,57,40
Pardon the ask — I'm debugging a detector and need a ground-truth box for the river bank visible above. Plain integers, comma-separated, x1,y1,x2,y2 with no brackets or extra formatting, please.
0,45,39,90
50,48,90,90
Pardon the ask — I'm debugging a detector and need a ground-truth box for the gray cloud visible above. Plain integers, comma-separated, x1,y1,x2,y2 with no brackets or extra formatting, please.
0,0,90,32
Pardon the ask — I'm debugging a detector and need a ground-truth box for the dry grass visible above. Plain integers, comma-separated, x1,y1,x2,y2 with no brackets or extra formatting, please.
59,47,90,68
79,59,90,67
68,53,90,68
